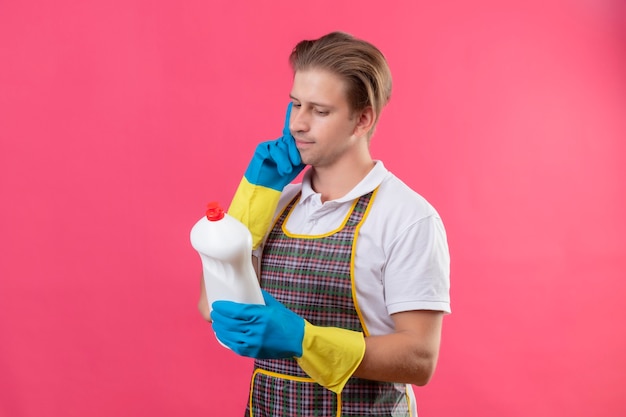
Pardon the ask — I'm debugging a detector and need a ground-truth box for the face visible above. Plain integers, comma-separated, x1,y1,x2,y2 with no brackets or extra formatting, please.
289,69,365,168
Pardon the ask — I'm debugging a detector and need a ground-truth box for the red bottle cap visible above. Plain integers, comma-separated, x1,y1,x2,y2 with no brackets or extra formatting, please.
205,202,225,221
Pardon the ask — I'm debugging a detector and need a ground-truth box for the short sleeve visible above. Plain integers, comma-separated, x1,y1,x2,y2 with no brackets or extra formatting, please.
383,214,451,314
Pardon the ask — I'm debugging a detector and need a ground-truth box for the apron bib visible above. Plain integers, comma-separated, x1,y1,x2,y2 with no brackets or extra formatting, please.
245,190,412,417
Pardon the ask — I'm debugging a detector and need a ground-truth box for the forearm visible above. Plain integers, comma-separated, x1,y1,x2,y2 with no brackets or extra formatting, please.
353,310,444,386
354,331,439,386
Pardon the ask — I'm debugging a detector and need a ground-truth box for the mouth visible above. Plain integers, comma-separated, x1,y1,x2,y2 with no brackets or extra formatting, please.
295,138,314,148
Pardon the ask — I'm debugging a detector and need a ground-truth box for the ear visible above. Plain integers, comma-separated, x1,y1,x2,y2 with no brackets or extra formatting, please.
353,107,376,138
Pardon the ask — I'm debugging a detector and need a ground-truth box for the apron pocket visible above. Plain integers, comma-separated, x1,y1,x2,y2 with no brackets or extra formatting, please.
249,369,340,417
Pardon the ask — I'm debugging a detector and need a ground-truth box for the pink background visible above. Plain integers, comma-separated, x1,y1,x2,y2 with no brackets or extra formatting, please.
1,0,625,416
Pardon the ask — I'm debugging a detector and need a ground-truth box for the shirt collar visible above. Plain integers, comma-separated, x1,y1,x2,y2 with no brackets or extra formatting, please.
299,160,388,205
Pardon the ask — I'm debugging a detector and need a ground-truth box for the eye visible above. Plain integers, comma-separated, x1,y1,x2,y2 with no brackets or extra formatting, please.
315,109,329,116
292,102,302,108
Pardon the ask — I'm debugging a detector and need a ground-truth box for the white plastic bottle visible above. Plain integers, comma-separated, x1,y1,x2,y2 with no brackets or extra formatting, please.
190,202,265,313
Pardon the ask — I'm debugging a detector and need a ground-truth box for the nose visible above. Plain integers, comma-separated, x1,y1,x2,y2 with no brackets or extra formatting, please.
290,106,309,133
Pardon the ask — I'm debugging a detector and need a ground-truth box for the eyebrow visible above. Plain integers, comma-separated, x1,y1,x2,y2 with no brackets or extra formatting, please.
289,94,334,109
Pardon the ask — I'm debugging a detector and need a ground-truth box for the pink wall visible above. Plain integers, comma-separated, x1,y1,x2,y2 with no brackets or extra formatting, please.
1,1,625,416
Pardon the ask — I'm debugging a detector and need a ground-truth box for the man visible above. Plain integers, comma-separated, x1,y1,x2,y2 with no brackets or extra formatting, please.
199,31,450,416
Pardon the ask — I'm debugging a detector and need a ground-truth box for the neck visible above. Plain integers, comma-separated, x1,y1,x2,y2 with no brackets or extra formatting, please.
310,154,375,202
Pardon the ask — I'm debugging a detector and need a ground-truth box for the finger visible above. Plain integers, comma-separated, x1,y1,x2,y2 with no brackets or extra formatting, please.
213,325,244,349
210,309,241,330
286,136,302,166
212,311,254,340
268,142,293,176
212,316,261,357
212,300,257,320
282,102,293,137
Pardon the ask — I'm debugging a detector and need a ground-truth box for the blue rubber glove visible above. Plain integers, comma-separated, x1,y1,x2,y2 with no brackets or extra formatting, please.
243,102,306,191
212,290,366,394
210,290,305,359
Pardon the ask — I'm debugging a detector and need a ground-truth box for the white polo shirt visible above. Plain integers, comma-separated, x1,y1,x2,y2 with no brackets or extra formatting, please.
257,161,451,337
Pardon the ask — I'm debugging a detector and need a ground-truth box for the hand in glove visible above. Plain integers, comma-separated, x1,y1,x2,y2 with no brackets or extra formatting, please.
210,289,305,359
211,290,366,394
228,103,306,249
243,102,305,191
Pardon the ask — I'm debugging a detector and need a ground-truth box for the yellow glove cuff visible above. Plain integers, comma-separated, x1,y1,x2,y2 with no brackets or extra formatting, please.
296,321,366,394
228,177,281,250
